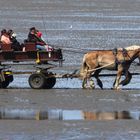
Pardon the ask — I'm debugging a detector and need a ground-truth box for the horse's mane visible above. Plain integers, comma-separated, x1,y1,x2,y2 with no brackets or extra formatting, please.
88,45,140,52
123,45,140,51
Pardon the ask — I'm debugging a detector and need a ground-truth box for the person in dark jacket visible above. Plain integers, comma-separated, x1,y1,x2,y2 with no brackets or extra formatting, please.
27,27,49,50
7,29,23,51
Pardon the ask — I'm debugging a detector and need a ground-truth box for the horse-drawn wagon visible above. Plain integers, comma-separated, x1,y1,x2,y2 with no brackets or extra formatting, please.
0,42,140,89
0,42,63,89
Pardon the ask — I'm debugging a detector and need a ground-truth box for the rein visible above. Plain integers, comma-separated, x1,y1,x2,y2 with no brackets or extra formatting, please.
87,62,114,72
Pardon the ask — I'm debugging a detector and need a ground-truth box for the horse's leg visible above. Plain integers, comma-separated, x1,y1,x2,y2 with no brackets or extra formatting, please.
94,69,103,89
82,77,87,89
82,69,92,89
113,65,131,87
82,71,95,89
118,64,132,86
113,78,116,87
113,65,123,90
82,76,95,89
138,57,140,65
89,78,95,89
120,70,132,86
85,76,95,89
81,65,89,89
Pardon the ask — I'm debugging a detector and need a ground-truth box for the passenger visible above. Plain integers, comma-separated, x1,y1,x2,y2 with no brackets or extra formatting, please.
0,29,11,45
36,30,42,38
35,29,53,51
27,27,53,51
35,30,43,39
7,29,23,51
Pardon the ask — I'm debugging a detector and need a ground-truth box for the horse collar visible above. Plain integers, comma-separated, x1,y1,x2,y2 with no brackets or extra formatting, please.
122,48,128,57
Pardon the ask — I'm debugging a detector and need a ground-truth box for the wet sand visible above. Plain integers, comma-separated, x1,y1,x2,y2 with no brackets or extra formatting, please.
0,0,140,139
0,89,140,139
0,89,140,110
1,120,140,140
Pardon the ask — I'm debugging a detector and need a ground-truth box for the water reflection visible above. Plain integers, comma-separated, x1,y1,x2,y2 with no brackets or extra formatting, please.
0,109,140,120
84,111,132,120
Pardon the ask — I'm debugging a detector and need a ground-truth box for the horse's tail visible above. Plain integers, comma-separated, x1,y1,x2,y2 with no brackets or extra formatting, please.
79,54,88,79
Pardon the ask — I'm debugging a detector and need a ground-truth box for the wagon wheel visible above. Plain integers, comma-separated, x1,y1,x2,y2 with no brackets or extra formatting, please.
43,77,56,89
0,81,9,88
0,75,13,88
28,73,45,89
6,75,14,83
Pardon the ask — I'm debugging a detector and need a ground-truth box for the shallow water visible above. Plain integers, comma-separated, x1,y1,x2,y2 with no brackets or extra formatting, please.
1,108,140,121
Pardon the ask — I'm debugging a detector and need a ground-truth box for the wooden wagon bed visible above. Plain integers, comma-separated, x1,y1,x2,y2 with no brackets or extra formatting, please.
0,43,63,65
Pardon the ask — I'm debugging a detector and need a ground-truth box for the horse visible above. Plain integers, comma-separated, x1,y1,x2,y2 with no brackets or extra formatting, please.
79,46,140,90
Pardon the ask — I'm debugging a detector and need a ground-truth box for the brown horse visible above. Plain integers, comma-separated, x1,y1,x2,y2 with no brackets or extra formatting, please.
80,46,140,90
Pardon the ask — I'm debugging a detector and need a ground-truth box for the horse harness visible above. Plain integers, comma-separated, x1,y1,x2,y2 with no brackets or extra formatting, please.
113,48,132,69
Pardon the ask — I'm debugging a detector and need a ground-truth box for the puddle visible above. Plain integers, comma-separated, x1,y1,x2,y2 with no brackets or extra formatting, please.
0,109,140,120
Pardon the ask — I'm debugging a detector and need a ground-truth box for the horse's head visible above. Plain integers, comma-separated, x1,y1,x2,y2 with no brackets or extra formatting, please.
124,45,140,63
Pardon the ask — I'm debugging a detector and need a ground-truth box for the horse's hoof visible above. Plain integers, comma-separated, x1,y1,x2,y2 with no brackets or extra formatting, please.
82,86,86,89
90,85,95,89
82,85,95,89
90,80,95,89
82,84,87,89
113,87,121,91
